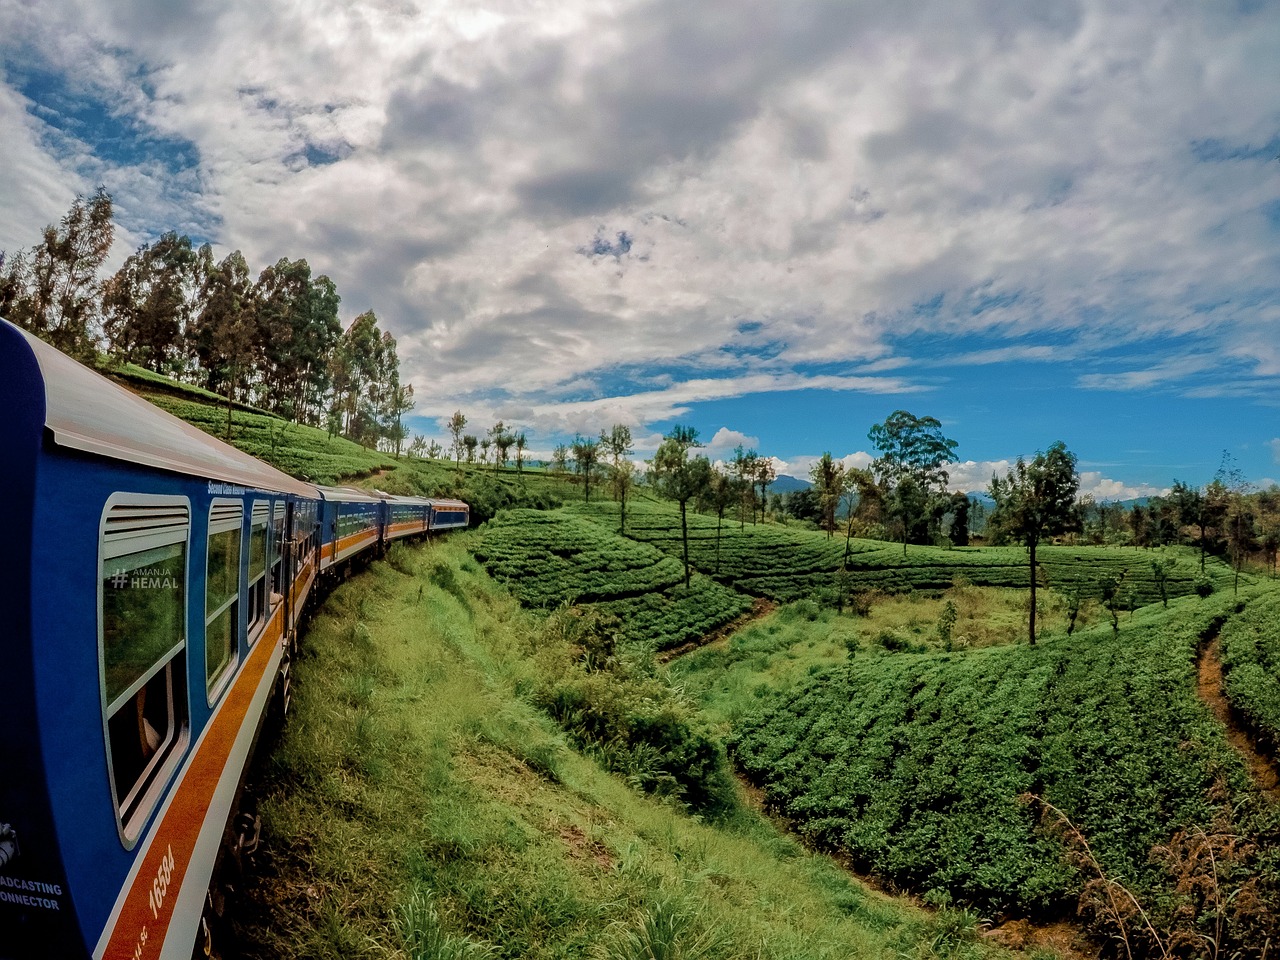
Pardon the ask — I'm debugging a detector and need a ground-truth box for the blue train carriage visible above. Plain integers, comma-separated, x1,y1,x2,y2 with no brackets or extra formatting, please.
427,498,470,532
380,494,433,543
0,321,321,959
316,486,384,573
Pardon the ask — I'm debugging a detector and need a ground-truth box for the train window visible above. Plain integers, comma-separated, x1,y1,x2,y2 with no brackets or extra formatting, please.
100,497,190,844
271,502,286,599
206,500,243,700
247,500,270,638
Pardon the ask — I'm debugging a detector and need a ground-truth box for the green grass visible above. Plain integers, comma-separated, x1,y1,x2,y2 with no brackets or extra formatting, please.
232,538,1011,960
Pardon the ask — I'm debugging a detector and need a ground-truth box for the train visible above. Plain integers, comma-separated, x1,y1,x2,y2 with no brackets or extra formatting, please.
0,318,468,960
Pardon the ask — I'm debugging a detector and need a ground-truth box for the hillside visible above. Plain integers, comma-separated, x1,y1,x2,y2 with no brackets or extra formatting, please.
140,384,1280,958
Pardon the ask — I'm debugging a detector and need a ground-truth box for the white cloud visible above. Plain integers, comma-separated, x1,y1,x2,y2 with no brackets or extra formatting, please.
1270,438,1280,464
2,0,1278,469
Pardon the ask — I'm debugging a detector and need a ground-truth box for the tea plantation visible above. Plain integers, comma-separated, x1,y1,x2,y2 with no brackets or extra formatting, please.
573,502,1230,607
1219,591,1280,753
730,590,1280,954
470,509,753,650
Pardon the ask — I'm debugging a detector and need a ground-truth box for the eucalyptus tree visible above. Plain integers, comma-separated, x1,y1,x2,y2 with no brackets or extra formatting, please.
571,435,601,502
190,250,256,439
599,424,635,532
753,456,777,523
809,452,847,539
448,410,467,471
515,432,527,474
730,446,756,528
988,441,1080,645
254,258,341,422
868,410,958,554
101,231,202,374
651,426,711,587
0,187,115,360
489,421,516,472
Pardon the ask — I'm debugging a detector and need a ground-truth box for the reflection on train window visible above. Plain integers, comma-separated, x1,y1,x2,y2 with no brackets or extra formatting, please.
100,498,190,842
206,500,243,699
247,500,270,637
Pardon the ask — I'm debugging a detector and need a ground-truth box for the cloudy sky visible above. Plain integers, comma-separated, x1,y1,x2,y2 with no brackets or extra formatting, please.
3,0,1279,496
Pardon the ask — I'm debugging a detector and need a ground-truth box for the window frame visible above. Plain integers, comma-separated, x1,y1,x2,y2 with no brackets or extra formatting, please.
205,499,244,705
246,499,271,641
97,493,191,849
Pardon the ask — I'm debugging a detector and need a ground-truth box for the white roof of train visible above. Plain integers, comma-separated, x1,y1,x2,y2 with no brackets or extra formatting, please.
16,323,319,498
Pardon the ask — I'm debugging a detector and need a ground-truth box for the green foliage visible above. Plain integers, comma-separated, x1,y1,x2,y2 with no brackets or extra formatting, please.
471,509,751,650
142,394,397,482
730,591,1280,948
1218,591,1280,753
397,888,495,960
578,501,1222,610
598,893,729,960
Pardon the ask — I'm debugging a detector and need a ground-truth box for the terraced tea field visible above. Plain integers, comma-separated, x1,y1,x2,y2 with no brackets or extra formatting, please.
721,589,1280,954
572,501,1229,607
471,509,753,650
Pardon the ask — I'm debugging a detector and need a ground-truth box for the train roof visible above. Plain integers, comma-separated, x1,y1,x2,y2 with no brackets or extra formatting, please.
427,498,469,509
315,484,384,504
11,322,319,498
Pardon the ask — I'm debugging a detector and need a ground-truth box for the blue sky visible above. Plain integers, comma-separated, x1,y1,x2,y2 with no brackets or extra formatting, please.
2,0,1278,496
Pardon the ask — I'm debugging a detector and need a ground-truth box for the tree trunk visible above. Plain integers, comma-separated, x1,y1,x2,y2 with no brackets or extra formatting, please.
680,500,691,587
1028,538,1038,646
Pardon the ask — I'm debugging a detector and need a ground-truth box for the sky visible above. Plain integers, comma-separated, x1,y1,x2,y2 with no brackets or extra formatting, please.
2,0,1279,498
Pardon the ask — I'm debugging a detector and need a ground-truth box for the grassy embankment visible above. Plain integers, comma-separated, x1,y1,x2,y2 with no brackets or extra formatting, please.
232,538,1007,960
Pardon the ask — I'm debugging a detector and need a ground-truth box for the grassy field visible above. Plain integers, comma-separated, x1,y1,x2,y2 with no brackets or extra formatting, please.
231,538,1011,960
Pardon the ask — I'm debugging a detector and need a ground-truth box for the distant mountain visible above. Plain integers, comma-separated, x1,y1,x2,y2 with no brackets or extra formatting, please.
771,474,812,493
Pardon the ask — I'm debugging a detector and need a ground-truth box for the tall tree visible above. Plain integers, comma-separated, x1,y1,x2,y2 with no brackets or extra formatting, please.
650,426,711,588
489,421,516,473
551,444,569,476
948,492,972,547
599,424,635,533
515,432,527,475
571,435,600,502
869,410,958,554
988,441,1080,645
190,251,256,439
700,468,737,574
730,446,756,529
2,187,115,359
254,259,342,422
331,311,382,443
448,410,467,471
387,382,414,458
1172,479,1229,572
1217,453,1255,594
101,232,201,373
809,453,847,538
753,456,777,524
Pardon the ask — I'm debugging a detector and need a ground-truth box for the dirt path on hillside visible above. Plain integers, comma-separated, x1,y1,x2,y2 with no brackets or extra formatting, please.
1196,635,1280,801
657,598,777,663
